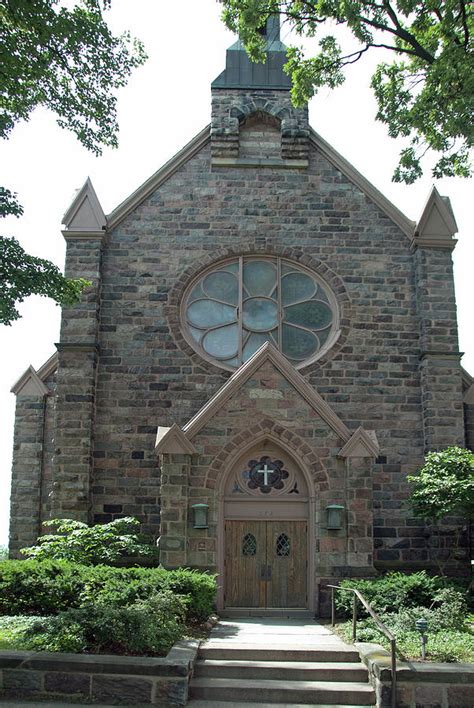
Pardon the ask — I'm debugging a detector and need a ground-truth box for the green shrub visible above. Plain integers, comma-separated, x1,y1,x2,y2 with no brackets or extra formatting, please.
0,560,216,622
24,591,187,656
21,517,157,565
0,560,84,614
0,546,7,561
335,571,450,618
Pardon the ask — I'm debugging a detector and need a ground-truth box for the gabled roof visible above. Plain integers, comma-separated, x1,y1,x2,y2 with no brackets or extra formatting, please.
414,186,458,249
62,177,106,233
183,342,352,442
338,426,379,459
106,126,210,230
155,424,198,454
37,352,59,381
309,129,415,239
11,365,50,397
103,123,417,238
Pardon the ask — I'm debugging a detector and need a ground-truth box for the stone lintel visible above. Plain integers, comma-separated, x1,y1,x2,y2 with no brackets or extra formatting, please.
211,157,309,169
55,342,100,354
419,351,463,361
62,229,106,242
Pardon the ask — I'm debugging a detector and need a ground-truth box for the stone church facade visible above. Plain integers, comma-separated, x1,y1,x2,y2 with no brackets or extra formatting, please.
10,20,473,614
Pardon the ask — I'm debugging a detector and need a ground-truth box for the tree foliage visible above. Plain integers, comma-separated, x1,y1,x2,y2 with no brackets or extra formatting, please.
1,1,146,322
20,517,156,565
407,447,474,521
221,1,473,183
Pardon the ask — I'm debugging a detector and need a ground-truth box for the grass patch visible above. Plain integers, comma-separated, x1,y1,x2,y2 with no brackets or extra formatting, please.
0,616,43,650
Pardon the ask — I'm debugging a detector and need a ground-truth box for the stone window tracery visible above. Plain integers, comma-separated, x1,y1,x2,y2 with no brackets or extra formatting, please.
182,256,338,370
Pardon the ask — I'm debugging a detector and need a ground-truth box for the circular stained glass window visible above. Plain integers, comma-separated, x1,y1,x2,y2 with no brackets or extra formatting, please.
182,257,338,370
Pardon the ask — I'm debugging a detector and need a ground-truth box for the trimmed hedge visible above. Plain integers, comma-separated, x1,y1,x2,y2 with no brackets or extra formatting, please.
0,560,216,622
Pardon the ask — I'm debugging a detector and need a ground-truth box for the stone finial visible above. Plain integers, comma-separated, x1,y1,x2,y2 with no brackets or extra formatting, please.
62,177,106,234
413,186,458,249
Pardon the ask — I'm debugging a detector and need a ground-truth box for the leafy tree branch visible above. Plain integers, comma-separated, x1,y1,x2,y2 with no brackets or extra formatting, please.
221,0,473,182
1,1,147,322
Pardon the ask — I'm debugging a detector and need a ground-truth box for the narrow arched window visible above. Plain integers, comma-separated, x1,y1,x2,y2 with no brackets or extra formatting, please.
276,533,290,557
242,533,257,556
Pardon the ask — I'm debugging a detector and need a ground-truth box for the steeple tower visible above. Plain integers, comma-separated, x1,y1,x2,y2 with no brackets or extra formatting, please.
212,16,291,90
210,15,309,166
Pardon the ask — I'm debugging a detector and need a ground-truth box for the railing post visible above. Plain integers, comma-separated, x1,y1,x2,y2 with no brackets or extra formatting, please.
391,638,397,708
352,594,357,642
331,586,335,626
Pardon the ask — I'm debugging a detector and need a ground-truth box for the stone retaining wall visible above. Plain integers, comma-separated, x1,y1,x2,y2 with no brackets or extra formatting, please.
0,639,198,706
358,642,474,708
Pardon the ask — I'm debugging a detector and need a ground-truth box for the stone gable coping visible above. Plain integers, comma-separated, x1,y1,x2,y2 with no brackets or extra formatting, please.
62,177,106,232
106,126,210,231
413,185,458,250
309,129,415,239
155,424,198,455
182,342,351,442
338,426,380,459
10,365,50,397
36,352,59,381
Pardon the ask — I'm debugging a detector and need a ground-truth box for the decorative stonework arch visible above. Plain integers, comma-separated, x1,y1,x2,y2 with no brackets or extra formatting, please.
213,418,322,612
165,244,353,376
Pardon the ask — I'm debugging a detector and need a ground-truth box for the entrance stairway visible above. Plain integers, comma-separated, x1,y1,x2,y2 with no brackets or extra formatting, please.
188,618,375,707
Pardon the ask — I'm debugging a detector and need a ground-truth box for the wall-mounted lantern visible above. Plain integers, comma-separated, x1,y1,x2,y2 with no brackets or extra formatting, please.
191,503,209,529
326,504,345,530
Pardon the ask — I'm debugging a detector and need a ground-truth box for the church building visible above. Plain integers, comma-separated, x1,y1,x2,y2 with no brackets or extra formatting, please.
9,18,474,615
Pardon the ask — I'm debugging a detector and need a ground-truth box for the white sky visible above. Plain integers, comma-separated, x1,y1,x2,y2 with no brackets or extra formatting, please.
1,0,472,547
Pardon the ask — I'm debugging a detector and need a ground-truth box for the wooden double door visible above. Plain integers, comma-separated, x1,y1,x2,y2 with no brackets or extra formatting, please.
225,520,307,608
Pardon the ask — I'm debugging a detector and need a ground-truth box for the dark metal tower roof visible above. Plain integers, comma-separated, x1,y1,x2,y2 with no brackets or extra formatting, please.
212,15,291,90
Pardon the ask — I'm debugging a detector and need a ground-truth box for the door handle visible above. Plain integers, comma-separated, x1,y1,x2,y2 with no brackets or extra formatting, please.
260,565,272,580
267,564,272,580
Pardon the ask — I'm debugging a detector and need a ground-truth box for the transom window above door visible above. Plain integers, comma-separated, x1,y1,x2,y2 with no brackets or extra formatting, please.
181,256,339,370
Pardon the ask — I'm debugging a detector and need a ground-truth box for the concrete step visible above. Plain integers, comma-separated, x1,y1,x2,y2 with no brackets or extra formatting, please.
199,644,361,663
194,658,369,682
190,677,376,705
188,703,374,708
220,608,314,619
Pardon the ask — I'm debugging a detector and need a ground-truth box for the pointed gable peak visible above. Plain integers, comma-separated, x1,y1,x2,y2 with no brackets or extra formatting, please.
11,365,50,397
155,423,197,455
414,186,458,249
62,177,106,232
183,342,351,442
338,426,379,459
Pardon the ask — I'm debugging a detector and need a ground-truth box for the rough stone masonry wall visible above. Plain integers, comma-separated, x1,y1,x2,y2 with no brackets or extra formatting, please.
90,136,434,567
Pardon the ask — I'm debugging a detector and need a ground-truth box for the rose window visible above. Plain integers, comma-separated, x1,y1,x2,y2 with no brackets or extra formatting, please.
182,257,338,370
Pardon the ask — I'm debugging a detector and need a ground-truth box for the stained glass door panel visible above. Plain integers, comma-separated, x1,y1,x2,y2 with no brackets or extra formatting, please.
224,520,307,608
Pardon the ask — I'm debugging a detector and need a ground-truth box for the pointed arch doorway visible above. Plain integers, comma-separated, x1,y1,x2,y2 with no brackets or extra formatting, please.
220,440,313,612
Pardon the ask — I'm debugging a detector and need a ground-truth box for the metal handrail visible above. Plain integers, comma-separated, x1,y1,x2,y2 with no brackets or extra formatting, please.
327,584,397,708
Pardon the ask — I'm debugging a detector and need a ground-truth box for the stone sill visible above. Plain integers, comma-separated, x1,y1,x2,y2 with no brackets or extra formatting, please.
211,157,309,169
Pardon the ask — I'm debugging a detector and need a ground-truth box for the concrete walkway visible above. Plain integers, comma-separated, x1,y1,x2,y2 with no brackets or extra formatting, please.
200,616,349,650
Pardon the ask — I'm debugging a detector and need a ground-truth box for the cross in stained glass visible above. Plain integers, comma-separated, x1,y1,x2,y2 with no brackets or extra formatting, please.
257,463,272,486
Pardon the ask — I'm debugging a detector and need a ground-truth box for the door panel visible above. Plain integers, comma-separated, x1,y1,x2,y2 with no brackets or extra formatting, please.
266,521,307,608
225,521,266,607
225,520,307,608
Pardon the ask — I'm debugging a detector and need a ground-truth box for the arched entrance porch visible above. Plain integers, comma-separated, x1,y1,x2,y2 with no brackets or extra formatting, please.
216,434,316,613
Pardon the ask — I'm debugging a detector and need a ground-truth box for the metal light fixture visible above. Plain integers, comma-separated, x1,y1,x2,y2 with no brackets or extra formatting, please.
326,504,345,530
191,503,209,529
415,618,428,660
